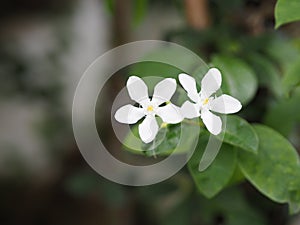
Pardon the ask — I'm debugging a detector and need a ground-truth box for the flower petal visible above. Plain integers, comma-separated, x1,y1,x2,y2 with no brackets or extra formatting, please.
178,73,200,103
152,78,177,105
181,101,200,119
114,104,145,124
210,94,242,114
201,109,222,135
156,103,183,123
138,115,159,143
201,68,222,98
127,76,149,105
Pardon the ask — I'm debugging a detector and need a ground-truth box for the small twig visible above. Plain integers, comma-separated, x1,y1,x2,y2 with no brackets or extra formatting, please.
184,0,211,30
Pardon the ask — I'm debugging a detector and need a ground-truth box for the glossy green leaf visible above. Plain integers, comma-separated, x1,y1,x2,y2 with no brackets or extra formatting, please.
211,55,258,105
282,57,300,97
218,115,258,154
188,133,237,198
275,0,300,28
239,125,300,214
123,120,200,157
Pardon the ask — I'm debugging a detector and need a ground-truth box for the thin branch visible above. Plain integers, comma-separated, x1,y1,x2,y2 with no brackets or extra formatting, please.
184,0,211,30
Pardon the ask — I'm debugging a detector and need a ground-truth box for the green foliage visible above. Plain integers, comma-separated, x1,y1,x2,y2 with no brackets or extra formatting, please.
118,0,300,217
124,52,300,214
211,55,258,105
123,121,199,156
275,0,300,28
132,0,148,26
130,46,207,80
104,0,115,14
264,36,299,72
219,115,259,154
199,187,267,225
104,0,148,26
188,132,237,198
245,53,282,98
136,177,267,225
239,125,300,214
130,61,182,80
264,90,300,137
64,171,127,207
282,57,300,97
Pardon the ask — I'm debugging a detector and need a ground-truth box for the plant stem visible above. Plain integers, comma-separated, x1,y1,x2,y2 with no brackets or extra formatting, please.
184,0,211,30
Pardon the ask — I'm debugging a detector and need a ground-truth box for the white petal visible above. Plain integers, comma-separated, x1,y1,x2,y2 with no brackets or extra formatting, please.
178,73,200,103
181,101,200,119
152,78,176,105
201,68,222,98
201,109,222,135
114,104,145,124
210,94,242,114
138,115,159,143
156,103,183,124
127,76,149,105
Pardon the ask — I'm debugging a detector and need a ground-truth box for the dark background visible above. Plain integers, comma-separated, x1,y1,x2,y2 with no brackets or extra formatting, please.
1,0,300,224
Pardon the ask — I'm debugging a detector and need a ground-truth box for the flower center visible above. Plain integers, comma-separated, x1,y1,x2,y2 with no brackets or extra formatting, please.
147,105,154,112
203,98,209,105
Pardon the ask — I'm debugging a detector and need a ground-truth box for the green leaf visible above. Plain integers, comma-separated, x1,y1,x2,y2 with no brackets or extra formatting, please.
245,53,282,98
123,121,200,157
264,90,300,137
227,166,245,186
218,115,259,154
264,36,299,72
188,133,237,198
130,61,182,80
289,189,300,214
239,125,300,214
282,57,300,97
275,0,300,28
132,0,148,26
129,46,208,79
211,55,258,105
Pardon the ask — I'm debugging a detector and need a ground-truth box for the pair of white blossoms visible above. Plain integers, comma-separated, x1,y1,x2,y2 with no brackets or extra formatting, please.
115,68,242,143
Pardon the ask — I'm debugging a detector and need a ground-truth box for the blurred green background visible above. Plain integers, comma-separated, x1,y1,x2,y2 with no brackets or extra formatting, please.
1,0,300,224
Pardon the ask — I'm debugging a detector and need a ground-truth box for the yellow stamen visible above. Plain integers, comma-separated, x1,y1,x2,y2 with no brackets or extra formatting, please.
203,98,209,105
161,122,168,128
147,105,154,112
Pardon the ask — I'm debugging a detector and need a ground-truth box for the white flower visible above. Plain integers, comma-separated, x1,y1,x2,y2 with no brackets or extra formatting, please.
115,76,183,143
179,68,242,135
